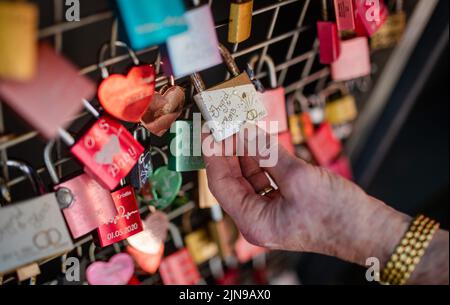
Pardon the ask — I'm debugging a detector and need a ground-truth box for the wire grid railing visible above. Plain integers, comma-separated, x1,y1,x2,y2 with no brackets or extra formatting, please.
0,0,330,284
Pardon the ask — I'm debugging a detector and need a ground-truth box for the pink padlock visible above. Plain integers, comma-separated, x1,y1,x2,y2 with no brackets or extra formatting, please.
0,44,96,139
44,140,117,239
331,37,371,81
249,55,288,135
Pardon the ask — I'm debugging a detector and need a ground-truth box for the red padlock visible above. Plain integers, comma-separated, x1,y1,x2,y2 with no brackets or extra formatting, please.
307,123,342,166
354,0,388,37
317,0,340,64
97,41,156,123
65,103,144,190
97,185,144,247
333,0,355,32
326,155,354,180
159,223,202,285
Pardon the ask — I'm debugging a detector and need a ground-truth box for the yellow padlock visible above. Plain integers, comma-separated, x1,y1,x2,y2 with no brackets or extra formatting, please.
185,229,218,265
228,0,253,44
322,84,358,125
0,1,38,81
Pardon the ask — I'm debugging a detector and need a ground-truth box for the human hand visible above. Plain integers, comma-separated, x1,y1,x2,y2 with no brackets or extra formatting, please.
202,127,410,266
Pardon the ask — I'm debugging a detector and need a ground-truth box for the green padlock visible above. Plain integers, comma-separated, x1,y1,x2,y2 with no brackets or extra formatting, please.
140,147,182,210
168,120,205,172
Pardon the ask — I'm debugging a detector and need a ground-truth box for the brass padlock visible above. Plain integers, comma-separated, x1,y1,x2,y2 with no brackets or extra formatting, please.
228,0,253,43
371,0,406,50
185,228,218,265
208,204,236,259
198,169,217,209
287,92,314,145
322,84,358,125
0,1,38,81
191,44,267,142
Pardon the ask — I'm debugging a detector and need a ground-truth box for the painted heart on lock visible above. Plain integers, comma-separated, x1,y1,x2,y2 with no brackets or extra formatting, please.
140,85,185,137
98,65,156,123
86,253,135,285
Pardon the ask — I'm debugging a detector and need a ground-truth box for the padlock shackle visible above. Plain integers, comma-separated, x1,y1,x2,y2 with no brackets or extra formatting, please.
218,44,240,77
321,0,328,21
98,41,140,79
319,83,349,101
190,72,207,93
151,146,168,165
44,140,61,185
287,91,309,115
168,222,184,249
1,160,46,197
133,125,147,142
248,54,278,89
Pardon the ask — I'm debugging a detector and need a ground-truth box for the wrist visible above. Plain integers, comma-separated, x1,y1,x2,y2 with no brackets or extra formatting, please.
327,195,411,267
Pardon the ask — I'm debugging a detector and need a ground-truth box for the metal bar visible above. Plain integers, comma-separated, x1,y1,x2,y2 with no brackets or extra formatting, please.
255,2,281,74
359,23,449,188
278,0,311,86
346,0,439,161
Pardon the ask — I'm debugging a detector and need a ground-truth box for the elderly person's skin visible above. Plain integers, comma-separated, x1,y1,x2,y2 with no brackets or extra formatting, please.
202,129,449,285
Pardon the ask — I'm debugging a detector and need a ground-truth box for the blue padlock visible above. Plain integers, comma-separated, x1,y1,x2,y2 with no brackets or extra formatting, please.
115,0,188,50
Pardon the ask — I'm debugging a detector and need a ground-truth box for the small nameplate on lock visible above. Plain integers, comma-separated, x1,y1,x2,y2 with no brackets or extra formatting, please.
194,80,267,142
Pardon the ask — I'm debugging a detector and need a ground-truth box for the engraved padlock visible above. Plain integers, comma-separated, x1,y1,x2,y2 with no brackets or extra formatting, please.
333,0,355,32
61,100,144,191
228,0,254,44
44,140,117,239
130,126,153,190
159,223,202,285
191,44,267,142
97,41,156,123
0,160,73,275
164,0,222,78
96,180,144,247
321,83,358,125
248,54,288,135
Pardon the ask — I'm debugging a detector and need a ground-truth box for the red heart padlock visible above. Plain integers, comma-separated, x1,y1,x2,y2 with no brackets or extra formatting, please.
98,65,156,123
97,41,156,123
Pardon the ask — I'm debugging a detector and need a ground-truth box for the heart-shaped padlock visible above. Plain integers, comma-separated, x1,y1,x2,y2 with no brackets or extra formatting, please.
140,76,185,137
86,252,135,285
139,147,182,209
97,41,156,123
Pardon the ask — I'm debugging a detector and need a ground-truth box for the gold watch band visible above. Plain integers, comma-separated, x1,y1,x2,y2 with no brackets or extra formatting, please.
381,215,440,285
